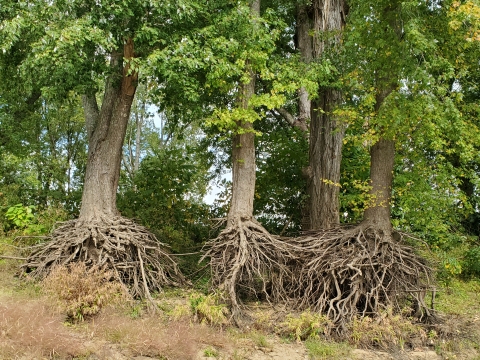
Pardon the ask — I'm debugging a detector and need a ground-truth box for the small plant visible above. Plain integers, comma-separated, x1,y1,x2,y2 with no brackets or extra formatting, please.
189,291,229,326
278,311,332,342
305,338,351,360
5,204,35,228
43,262,129,322
350,308,426,350
250,331,271,348
4,204,47,234
203,346,219,358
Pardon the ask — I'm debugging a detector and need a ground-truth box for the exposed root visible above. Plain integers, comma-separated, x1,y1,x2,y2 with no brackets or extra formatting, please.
201,217,295,324
21,216,186,299
289,224,433,332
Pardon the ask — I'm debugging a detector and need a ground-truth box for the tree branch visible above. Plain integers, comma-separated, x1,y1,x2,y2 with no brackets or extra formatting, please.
273,108,309,134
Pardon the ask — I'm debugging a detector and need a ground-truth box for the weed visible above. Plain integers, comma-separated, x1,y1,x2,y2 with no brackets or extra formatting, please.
250,331,271,348
278,311,332,342
128,302,144,319
203,346,219,357
305,338,351,360
189,291,229,326
251,308,274,331
43,262,129,322
350,308,426,350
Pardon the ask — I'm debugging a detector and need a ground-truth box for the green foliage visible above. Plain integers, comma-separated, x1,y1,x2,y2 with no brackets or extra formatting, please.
463,246,480,276
254,117,308,235
5,204,35,229
305,339,351,360
118,143,212,260
278,311,332,342
3,203,68,236
189,291,229,326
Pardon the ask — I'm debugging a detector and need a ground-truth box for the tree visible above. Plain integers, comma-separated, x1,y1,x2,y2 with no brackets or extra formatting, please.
197,0,297,321
305,0,348,230
289,0,442,331
0,0,209,297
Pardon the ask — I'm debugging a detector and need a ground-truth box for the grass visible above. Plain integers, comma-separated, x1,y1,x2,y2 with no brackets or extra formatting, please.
305,339,351,360
249,331,271,348
203,345,219,357
435,278,480,316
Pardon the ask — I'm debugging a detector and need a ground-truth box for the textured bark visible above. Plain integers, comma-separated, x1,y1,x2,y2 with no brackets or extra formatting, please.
305,0,347,230
363,139,395,232
79,38,138,222
308,89,345,230
362,86,395,232
227,2,259,223
296,3,314,126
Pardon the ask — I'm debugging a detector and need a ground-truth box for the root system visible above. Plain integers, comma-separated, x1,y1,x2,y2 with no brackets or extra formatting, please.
22,216,186,299
201,217,295,323
290,224,433,331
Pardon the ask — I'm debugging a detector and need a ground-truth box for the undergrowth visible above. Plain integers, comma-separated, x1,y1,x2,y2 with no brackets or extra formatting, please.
350,307,427,350
305,338,351,360
43,262,129,322
171,290,229,326
278,311,333,342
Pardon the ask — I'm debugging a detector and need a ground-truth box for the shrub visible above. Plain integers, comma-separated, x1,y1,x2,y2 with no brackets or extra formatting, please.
350,308,427,350
463,246,480,276
278,311,332,342
189,291,229,326
43,262,129,322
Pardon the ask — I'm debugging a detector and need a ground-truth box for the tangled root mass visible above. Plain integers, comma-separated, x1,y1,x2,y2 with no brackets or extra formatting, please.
204,220,433,330
22,216,186,299
201,217,295,323
289,224,433,331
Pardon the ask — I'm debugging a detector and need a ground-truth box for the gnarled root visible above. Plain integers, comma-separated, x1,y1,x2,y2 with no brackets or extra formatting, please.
290,224,433,332
201,217,295,324
21,216,186,299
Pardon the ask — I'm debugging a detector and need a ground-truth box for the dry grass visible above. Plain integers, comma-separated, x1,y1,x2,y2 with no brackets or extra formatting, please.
82,308,231,359
42,262,129,322
349,307,427,350
0,298,93,359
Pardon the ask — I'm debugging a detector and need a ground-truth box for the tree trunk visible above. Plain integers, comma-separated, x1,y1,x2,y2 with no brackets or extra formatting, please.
363,138,395,232
79,38,138,222
227,0,259,223
362,86,396,232
297,3,314,126
308,89,345,229
134,101,144,173
305,0,347,230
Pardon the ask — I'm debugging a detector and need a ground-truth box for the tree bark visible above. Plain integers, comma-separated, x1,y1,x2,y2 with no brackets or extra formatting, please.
363,138,395,232
296,3,314,127
308,88,345,229
305,0,347,230
79,38,138,222
227,0,259,222
363,86,396,232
